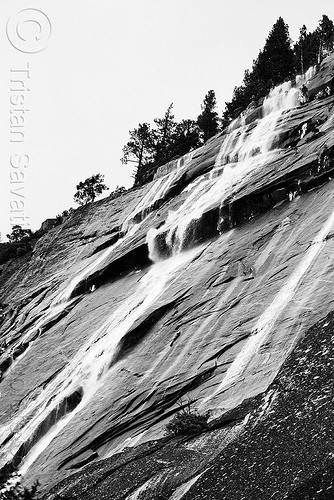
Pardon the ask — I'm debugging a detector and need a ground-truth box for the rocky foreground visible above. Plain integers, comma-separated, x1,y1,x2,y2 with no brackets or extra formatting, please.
1,55,334,499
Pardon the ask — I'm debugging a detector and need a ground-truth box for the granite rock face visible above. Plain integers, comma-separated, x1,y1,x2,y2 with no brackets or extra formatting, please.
44,310,334,499
1,56,334,499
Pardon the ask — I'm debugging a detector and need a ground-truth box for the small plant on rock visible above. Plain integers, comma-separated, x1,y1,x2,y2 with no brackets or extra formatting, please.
55,208,75,224
110,185,126,199
165,399,209,437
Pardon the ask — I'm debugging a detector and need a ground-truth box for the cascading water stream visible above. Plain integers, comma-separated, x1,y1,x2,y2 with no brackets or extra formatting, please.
147,74,308,261
0,66,319,478
0,110,211,478
2,159,196,374
8,67,314,367
0,246,204,474
210,206,334,397
2,225,138,373
121,150,196,234
51,148,196,306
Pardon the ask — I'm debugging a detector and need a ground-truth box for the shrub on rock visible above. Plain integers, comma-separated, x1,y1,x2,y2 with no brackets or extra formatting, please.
6,226,32,243
165,401,209,437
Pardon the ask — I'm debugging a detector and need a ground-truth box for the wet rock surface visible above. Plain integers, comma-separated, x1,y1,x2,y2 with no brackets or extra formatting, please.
44,311,334,499
1,56,334,498
183,310,334,500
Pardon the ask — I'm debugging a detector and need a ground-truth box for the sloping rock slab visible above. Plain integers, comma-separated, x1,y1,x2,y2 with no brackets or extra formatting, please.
43,309,334,499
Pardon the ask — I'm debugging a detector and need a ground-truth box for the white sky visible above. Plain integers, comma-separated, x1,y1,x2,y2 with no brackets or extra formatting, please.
1,0,333,240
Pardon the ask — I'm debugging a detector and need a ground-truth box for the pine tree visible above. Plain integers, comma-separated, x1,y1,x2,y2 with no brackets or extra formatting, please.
294,25,308,74
294,25,320,73
153,103,177,165
121,123,154,172
121,107,198,187
73,174,109,205
294,15,334,74
318,14,334,60
171,119,200,157
224,17,295,121
197,90,219,143
254,17,295,91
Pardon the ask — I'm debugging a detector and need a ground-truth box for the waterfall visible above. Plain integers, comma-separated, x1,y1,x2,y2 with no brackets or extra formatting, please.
213,206,334,395
2,223,140,373
147,74,307,262
0,246,204,474
0,66,319,477
295,65,317,87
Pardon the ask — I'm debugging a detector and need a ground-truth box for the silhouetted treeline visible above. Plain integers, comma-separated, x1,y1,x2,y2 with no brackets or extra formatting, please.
121,93,219,185
122,15,334,186
224,15,334,120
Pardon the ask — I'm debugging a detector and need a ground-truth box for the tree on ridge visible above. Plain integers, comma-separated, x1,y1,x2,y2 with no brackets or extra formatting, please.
73,174,109,205
197,90,219,143
121,122,154,174
224,17,295,121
